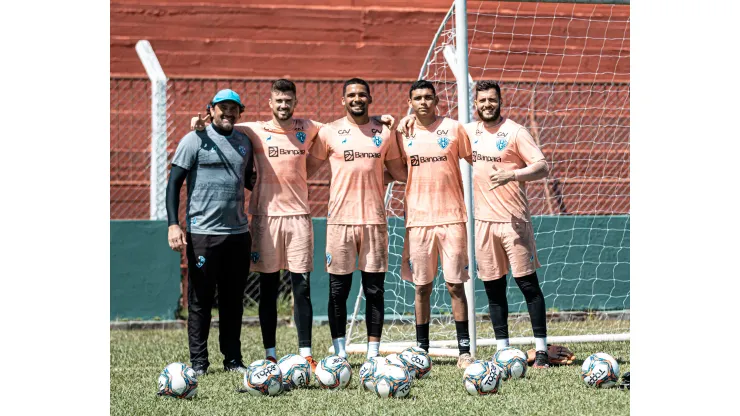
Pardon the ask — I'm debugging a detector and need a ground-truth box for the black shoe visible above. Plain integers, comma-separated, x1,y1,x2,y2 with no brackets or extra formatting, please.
192,362,209,377
618,372,630,390
532,351,550,368
224,359,248,374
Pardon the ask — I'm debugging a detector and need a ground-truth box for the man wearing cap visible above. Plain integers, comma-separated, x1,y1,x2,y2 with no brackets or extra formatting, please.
166,89,254,376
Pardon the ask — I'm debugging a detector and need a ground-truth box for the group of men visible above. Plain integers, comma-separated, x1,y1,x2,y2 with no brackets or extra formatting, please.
166,77,568,376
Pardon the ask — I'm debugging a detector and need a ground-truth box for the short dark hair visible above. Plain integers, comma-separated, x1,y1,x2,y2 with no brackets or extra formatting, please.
343,78,371,96
409,80,436,98
475,80,502,101
271,79,296,95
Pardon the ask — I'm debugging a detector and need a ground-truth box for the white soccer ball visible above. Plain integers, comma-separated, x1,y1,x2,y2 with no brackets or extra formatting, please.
359,360,377,391
277,354,312,389
462,360,503,396
243,359,283,396
581,352,620,388
374,362,412,398
401,347,432,379
492,347,528,380
315,355,352,390
157,362,198,399
386,353,416,380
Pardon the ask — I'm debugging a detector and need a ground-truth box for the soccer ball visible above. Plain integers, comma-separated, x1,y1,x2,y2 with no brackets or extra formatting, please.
386,353,416,380
277,354,312,389
315,355,352,390
401,347,432,379
374,363,412,398
492,347,528,380
462,360,503,396
157,362,198,399
581,352,620,388
359,360,378,391
243,359,283,396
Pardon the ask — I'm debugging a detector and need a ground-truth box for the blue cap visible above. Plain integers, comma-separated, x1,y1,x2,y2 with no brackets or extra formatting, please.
211,89,243,107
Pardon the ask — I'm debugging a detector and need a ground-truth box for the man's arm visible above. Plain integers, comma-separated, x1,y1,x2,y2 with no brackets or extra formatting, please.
489,160,548,190
306,154,325,179
384,158,408,183
166,165,188,252
244,151,255,191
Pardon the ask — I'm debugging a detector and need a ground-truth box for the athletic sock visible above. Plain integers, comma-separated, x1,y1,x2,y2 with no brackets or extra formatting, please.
535,338,547,352
515,272,548,341
332,337,347,358
367,341,380,359
299,347,312,358
415,323,430,352
497,338,510,350
265,347,276,359
455,320,471,355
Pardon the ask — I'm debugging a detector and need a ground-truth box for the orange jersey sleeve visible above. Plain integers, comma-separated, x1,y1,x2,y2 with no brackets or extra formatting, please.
399,117,468,227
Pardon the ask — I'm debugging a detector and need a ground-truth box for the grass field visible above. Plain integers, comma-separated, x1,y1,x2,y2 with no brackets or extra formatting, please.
110,324,629,415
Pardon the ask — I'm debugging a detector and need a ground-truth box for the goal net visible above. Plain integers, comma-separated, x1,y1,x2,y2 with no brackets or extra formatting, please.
345,0,630,356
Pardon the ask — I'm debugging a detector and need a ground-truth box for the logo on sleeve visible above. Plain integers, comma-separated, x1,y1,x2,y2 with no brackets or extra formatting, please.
437,137,450,149
296,131,306,143
372,136,383,147
268,146,279,157
238,145,247,156
251,252,260,263
196,256,206,268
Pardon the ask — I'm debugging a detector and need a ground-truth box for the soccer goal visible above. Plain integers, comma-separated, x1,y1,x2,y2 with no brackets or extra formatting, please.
344,0,630,357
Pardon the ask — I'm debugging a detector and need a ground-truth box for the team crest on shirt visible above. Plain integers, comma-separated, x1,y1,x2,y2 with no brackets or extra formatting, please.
296,131,306,143
496,137,508,151
196,256,206,268
326,253,333,266
251,252,260,263
191,217,197,225
437,137,450,149
238,145,247,156
373,136,383,147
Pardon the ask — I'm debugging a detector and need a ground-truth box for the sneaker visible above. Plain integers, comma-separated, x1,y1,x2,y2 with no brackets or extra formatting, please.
265,356,278,364
532,351,550,369
192,363,209,377
224,359,248,374
618,372,630,390
305,355,318,373
457,353,475,369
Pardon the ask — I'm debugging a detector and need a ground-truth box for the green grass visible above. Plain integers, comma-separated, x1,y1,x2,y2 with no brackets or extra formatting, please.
111,325,629,415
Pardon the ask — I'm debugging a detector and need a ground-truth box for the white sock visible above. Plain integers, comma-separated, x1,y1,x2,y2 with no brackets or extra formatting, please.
299,347,312,358
496,338,510,350
265,347,276,359
535,337,547,352
367,342,380,359
333,337,347,358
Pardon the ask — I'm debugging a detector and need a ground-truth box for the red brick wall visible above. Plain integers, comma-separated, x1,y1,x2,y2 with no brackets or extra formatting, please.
111,0,629,82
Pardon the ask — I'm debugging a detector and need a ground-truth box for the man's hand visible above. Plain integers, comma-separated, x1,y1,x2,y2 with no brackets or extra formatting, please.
488,165,516,190
396,114,417,137
372,115,396,129
168,224,187,252
526,345,576,366
191,113,211,131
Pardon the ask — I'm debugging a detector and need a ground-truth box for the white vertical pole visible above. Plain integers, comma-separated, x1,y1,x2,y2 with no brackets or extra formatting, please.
136,40,168,221
454,0,477,357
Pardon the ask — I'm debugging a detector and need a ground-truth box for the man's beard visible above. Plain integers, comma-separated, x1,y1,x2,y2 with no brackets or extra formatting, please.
274,109,293,120
477,106,500,122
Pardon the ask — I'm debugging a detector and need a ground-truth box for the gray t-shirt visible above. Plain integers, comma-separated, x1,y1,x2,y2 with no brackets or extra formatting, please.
171,124,253,235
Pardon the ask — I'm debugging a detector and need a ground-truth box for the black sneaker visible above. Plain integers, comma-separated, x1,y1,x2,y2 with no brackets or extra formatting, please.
532,350,550,368
618,372,630,390
224,359,248,374
192,363,209,377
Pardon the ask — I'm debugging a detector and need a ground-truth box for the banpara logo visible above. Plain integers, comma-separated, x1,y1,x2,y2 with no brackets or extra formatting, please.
268,146,279,157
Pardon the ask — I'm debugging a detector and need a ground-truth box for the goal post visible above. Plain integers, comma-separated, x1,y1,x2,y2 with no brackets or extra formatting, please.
343,0,630,357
